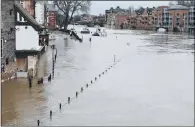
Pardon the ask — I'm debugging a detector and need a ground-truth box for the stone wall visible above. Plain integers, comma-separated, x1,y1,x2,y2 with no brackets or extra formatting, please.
1,0,16,65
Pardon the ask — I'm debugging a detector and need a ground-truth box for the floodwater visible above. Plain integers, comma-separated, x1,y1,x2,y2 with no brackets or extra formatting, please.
2,25,194,126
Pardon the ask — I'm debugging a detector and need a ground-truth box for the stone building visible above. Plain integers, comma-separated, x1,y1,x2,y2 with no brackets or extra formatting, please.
1,0,16,66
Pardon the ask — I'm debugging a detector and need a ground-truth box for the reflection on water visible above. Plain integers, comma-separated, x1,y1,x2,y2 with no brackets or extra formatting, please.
2,28,194,126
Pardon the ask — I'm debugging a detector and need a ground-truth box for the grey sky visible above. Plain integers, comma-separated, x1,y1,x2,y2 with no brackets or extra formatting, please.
90,1,170,15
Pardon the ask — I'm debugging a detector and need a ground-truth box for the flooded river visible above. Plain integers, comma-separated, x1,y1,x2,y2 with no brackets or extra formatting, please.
2,26,194,126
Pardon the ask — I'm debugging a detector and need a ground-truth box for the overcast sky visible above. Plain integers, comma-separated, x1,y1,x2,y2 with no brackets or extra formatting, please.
90,1,170,15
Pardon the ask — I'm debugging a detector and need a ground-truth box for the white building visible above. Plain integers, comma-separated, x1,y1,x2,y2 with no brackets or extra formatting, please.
35,1,47,25
14,1,46,78
15,26,44,78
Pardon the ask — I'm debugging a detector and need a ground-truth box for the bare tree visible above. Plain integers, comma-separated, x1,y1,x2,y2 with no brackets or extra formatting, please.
175,0,194,6
55,0,91,30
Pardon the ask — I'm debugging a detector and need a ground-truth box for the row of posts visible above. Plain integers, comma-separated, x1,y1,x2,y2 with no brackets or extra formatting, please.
36,58,121,126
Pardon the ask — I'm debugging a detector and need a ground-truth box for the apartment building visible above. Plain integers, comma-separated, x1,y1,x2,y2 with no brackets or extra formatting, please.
188,6,195,33
155,6,169,27
168,5,189,32
162,8,169,28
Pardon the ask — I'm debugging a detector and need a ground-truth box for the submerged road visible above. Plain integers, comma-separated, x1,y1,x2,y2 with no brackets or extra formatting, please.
2,26,194,126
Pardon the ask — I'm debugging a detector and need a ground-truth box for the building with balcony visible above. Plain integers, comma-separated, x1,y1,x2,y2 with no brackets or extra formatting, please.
156,6,168,27
162,8,169,28
188,6,195,33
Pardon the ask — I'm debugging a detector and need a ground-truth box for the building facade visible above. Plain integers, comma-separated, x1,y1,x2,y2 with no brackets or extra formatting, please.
115,15,129,29
35,1,47,25
168,5,189,32
162,7,169,29
188,6,195,33
19,0,35,17
46,4,57,29
1,0,16,65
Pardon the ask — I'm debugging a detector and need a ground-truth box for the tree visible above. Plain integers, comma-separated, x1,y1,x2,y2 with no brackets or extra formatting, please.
73,15,81,22
135,6,145,15
175,0,194,6
55,0,91,30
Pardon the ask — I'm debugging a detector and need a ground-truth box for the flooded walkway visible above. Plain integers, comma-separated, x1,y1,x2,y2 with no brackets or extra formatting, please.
2,27,194,126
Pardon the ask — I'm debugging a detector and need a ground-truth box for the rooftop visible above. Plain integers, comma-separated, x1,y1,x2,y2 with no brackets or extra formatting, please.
168,5,189,10
47,4,57,12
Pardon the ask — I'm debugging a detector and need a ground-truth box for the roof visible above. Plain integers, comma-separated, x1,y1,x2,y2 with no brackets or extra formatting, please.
47,4,57,12
168,5,189,10
14,2,42,31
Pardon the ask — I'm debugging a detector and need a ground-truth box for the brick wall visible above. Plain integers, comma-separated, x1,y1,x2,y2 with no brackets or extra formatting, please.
115,15,128,29
168,9,189,30
1,0,16,65
48,11,56,29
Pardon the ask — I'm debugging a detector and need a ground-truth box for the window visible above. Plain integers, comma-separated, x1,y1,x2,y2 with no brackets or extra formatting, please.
1,39,3,58
51,13,54,15
51,18,54,21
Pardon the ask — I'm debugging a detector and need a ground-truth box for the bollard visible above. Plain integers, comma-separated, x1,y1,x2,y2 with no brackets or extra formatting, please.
81,87,83,92
76,91,78,97
91,80,93,84
59,103,62,110
37,120,40,126
50,110,52,118
95,77,97,80
86,84,88,87
28,77,32,88
48,74,51,81
106,70,107,72
99,74,101,77
68,97,70,103
114,55,116,63
103,72,104,74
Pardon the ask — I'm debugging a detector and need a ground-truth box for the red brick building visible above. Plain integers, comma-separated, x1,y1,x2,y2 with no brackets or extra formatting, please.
20,0,35,17
46,4,57,29
115,15,129,29
168,5,189,32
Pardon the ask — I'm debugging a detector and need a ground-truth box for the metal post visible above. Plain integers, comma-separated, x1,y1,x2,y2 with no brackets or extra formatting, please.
114,55,116,64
